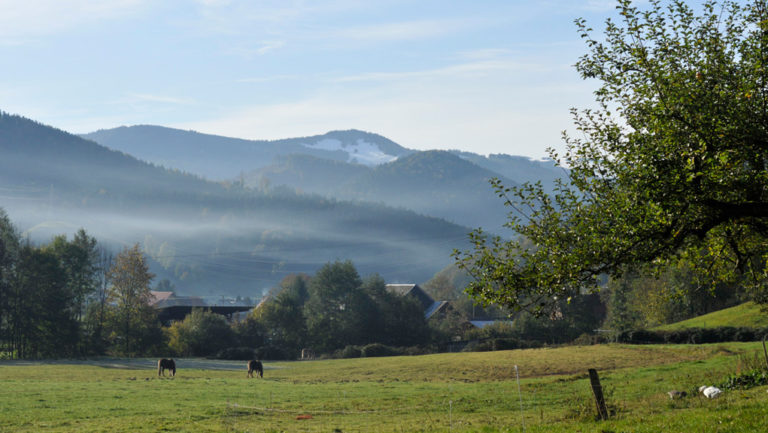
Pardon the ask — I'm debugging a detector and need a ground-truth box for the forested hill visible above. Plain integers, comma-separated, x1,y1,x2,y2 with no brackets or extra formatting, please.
0,113,217,197
81,126,414,180
0,112,471,297
248,150,515,229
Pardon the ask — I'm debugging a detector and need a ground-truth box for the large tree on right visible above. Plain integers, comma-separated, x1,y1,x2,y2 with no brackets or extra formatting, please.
455,0,768,315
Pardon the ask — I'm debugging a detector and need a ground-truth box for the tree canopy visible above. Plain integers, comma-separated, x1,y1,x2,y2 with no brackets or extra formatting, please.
454,0,768,314
106,244,159,356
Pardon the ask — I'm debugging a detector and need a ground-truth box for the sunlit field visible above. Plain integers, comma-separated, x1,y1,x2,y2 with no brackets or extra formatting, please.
2,343,768,432
654,302,768,330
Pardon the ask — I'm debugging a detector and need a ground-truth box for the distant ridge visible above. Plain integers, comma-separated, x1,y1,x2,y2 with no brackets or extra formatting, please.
81,126,414,180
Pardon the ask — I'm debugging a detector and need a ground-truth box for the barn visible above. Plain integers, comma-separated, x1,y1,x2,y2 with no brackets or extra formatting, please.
149,291,253,324
385,284,452,320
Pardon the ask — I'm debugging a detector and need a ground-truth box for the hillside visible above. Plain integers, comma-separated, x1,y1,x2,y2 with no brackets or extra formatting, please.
655,302,768,330
249,150,515,229
450,150,566,192
81,126,413,180
1,112,472,297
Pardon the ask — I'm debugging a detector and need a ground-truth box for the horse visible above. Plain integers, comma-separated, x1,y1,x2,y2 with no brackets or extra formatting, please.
157,358,176,377
301,348,315,360
247,359,263,378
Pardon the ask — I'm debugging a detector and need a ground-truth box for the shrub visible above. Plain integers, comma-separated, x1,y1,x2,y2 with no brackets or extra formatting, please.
615,327,768,344
720,369,768,390
166,309,237,357
361,343,400,358
255,345,294,360
572,333,609,346
400,345,437,356
337,345,362,359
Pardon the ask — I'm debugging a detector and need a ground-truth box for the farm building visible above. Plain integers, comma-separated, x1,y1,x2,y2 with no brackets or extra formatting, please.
385,283,453,320
149,291,253,324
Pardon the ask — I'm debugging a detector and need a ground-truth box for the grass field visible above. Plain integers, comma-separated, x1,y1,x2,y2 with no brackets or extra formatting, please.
655,302,768,330
2,343,768,432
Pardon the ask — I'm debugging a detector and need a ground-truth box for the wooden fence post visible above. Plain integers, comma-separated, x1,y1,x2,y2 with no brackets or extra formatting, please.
762,335,768,370
588,368,609,420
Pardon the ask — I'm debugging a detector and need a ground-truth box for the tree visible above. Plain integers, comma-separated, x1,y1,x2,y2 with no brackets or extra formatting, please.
254,274,310,354
361,274,430,347
0,208,20,356
4,242,84,358
16,246,79,358
44,229,99,355
454,0,768,314
106,244,158,356
602,261,739,328
304,261,373,352
166,309,236,357
84,246,113,354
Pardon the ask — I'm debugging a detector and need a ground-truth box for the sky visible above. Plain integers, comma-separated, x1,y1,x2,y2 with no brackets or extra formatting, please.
0,0,626,158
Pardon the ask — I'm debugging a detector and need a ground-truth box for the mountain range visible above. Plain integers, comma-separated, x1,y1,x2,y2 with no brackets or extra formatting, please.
82,125,566,230
1,112,565,298
81,127,413,180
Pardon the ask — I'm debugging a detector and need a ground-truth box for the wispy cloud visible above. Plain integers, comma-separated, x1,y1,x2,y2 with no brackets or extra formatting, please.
334,60,556,83
236,74,302,83
195,0,231,6
328,18,468,42
227,40,286,58
118,93,195,105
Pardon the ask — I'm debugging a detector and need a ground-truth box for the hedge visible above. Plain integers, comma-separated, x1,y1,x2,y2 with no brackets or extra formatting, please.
614,327,768,344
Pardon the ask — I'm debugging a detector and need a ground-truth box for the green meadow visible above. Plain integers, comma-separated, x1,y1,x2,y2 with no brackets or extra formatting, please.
2,343,768,432
654,302,768,330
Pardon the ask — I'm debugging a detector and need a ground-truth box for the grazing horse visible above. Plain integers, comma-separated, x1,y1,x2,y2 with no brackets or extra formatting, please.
157,358,176,377
247,359,263,378
301,348,315,360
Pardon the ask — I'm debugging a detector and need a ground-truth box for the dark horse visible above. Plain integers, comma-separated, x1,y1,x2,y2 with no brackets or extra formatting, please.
247,359,263,378
157,358,176,377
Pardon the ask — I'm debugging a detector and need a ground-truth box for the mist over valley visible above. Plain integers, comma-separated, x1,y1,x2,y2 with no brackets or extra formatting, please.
2,112,564,299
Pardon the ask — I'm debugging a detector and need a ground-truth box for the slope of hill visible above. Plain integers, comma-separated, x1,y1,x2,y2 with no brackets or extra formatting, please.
450,150,567,192
654,302,768,330
1,112,471,296
81,126,412,180
249,150,516,230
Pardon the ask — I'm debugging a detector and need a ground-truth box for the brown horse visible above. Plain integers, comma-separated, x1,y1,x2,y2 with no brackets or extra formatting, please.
157,358,176,377
247,359,263,378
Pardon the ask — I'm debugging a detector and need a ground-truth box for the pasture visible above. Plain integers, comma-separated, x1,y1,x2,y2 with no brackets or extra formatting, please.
654,302,768,330
1,343,768,432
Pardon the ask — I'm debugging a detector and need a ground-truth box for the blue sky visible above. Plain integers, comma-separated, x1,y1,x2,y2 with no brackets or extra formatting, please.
0,0,625,158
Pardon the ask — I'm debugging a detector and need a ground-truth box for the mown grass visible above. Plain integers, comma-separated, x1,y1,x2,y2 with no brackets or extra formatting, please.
655,302,768,330
1,343,768,432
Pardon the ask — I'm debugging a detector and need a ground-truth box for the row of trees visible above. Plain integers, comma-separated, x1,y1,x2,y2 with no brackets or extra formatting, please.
0,208,161,358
